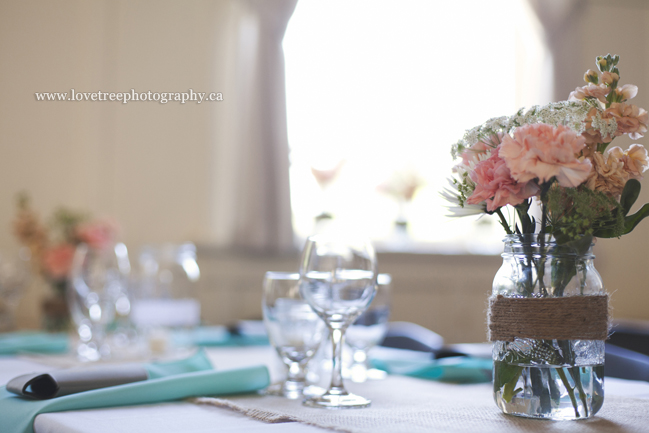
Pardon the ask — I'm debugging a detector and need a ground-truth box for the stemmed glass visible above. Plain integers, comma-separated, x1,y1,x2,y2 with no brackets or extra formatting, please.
68,242,130,361
299,234,378,409
262,272,326,399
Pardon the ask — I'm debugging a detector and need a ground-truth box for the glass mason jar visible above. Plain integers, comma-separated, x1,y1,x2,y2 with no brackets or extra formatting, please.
491,234,606,420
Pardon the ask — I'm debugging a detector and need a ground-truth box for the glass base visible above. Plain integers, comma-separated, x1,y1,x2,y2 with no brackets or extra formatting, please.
263,381,325,400
303,391,371,409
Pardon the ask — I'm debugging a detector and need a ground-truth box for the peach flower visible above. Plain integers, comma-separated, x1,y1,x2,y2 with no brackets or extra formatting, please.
608,144,649,179
568,84,609,103
617,84,638,101
76,218,119,250
466,147,540,212
42,244,76,280
601,72,619,86
586,149,629,198
499,124,592,188
581,108,615,145
606,102,649,140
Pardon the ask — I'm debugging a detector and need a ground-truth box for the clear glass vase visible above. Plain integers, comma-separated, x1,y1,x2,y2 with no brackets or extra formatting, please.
491,234,606,420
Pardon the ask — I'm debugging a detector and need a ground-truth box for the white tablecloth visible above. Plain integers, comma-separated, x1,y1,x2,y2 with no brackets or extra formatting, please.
3,346,649,433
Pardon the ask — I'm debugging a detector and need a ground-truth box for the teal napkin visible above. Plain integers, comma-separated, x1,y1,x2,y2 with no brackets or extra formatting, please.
1,350,270,433
0,332,69,355
172,326,269,347
371,355,493,384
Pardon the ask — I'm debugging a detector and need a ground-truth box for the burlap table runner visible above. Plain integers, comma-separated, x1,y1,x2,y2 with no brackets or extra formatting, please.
194,375,649,433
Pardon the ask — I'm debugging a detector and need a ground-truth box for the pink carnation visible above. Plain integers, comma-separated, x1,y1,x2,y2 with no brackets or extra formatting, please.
42,244,76,281
76,218,119,250
499,124,592,188
466,148,540,212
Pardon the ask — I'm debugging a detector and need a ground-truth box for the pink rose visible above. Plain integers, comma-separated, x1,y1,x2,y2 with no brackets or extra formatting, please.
42,244,76,280
499,124,592,188
606,102,649,140
466,147,540,212
76,218,119,250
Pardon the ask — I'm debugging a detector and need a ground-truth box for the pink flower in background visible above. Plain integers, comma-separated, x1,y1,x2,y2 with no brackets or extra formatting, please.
499,124,592,188
311,160,345,189
42,244,75,281
76,218,119,250
467,148,540,212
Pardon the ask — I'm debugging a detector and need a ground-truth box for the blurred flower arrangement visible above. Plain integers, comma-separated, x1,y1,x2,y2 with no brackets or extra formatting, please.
377,167,425,229
444,54,649,242
13,194,118,330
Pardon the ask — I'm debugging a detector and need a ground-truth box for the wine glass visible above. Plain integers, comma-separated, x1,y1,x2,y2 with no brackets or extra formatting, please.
299,234,378,409
68,242,130,361
262,272,326,399
345,273,391,382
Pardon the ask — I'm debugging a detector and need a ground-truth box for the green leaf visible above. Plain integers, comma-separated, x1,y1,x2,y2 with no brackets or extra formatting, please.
622,203,649,235
620,179,641,216
494,361,523,402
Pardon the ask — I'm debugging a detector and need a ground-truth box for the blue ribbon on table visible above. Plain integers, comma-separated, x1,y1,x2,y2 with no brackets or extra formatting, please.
0,349,270,433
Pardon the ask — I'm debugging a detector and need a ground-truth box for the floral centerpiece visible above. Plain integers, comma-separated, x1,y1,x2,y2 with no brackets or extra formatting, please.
13,194,118,331
443,54,649,419
377,167,425,230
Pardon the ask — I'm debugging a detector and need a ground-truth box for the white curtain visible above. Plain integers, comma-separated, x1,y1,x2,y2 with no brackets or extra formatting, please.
213,0,298,253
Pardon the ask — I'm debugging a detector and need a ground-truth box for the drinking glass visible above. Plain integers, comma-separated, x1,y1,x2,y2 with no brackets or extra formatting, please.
299,234,378,409
262,272,326,399
345,273,391,382
68,242,130,361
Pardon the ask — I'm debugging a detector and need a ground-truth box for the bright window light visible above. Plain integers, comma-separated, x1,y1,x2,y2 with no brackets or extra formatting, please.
284,0,550,254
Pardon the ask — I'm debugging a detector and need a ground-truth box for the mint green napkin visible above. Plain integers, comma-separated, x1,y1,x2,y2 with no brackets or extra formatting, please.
0,332,69,355
371,356,493,384
1,350,270,433
172,326,269,347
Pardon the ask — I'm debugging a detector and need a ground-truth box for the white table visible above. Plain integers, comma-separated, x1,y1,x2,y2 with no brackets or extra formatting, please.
3,347,649,433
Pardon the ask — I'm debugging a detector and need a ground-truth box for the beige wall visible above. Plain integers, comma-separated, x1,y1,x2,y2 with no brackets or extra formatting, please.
0,0,228,251
573,1,649,321
1,0,649,337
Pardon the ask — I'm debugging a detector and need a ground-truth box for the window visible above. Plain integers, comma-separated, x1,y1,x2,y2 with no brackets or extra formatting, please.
284,0,550,253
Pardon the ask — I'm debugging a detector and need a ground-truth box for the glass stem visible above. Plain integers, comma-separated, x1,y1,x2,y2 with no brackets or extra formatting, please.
329,327,347,395
287,361,306,384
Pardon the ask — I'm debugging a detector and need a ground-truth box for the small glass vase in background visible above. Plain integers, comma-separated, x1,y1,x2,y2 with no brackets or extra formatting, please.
491,234,606,420
130,243,201,354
